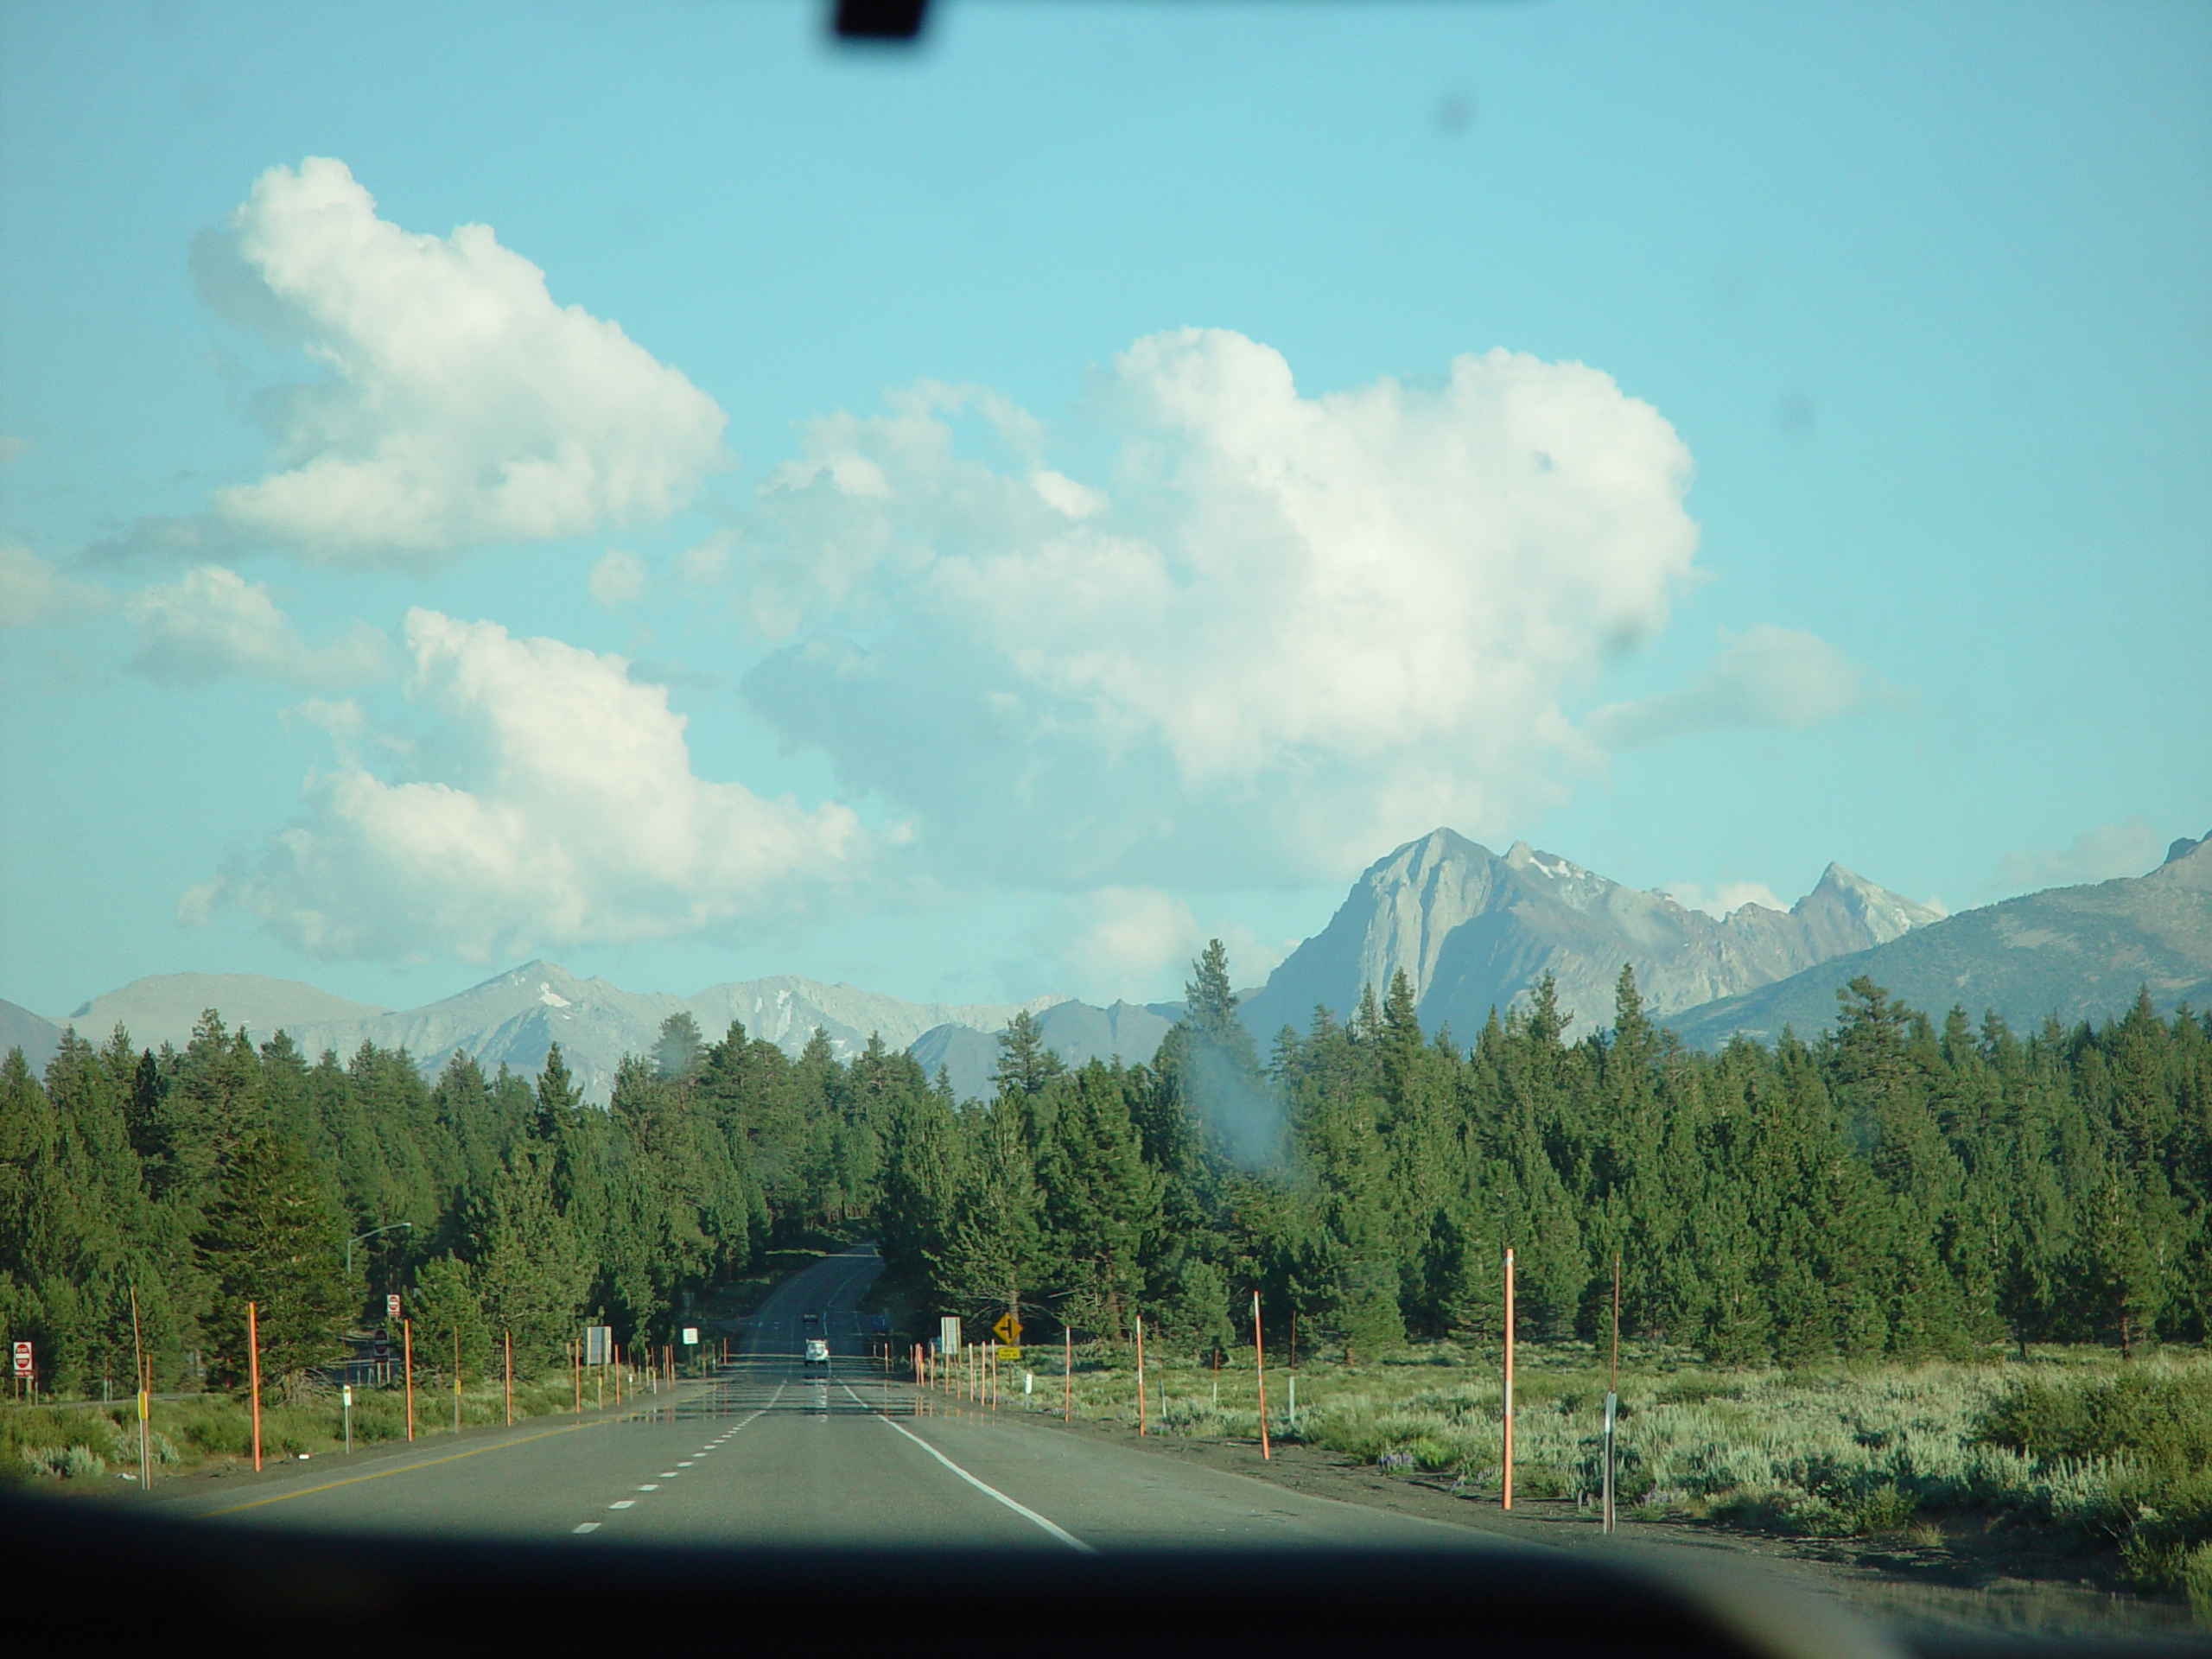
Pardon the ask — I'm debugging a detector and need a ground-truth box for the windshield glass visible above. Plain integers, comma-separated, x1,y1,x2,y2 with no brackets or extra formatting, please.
2,1,2208,1647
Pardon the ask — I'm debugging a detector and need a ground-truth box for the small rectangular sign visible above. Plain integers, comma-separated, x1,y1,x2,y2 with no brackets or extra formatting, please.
938,1316,961,1357
681,1327,698,1344
584,1325,613,1366
10,1340,29,1377
386,1294,401,1319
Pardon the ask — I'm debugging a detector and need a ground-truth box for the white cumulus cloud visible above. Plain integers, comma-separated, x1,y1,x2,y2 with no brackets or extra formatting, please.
1999,818,2163,892
742,330,1702,890
588,549,648,610
188,609,868,959
1020,887,1294,1006
181,156,725,565
125,565,390,688
1660,879,1789,919
1585,625,1880,751
1,545,110,628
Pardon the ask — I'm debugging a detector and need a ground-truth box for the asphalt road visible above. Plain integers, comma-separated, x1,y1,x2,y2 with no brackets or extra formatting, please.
158,1244,1510,1555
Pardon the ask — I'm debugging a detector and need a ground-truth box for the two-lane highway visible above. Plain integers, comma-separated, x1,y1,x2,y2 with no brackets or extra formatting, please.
160,1244,1511,1555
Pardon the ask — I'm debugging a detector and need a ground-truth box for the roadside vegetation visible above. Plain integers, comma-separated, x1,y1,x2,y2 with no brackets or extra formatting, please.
977,1336,2212,1608
0,1373,604,1487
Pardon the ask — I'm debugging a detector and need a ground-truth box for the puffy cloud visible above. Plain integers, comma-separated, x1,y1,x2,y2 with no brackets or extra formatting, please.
743,331,1701,889
125,565,390,688
1584,625,1879,751
1999,817,2162,892
588,549,648,610
1019,887,1294,1005
0,544,109,628
178,157,724,565
1660,879,1789,919
187,610,868,959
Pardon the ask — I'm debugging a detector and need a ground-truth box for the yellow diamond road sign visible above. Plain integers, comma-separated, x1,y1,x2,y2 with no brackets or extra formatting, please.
992,1313,1022,1353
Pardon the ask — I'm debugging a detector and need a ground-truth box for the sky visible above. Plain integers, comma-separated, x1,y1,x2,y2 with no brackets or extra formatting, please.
2,0,2208,1022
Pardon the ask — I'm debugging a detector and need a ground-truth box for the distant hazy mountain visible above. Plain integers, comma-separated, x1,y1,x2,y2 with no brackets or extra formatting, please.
60,974,391,1050
1243,828,1941,1042
267,961,1073,1103
0,1000,61,1072
22,956,1147,1103
911,999,1177,1101
1669,831,2212,1048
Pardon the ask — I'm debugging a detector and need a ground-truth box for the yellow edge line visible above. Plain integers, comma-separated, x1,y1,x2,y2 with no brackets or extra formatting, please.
196,1406,657,1518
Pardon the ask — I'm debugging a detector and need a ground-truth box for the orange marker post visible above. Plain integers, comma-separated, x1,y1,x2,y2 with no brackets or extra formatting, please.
404,1319,415,1443
130,1284,151,1489
1253,1291,1270,1462
572,1338,582,1415
1135,1313,1147,1436
246,1300,264,1472
1502,1247,1516,1510
453,1326,462,1433
504,1330,513,1426
1064,1326,1072,1425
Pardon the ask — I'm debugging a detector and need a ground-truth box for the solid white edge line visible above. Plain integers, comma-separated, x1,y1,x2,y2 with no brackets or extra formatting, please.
846,1384,1092,1554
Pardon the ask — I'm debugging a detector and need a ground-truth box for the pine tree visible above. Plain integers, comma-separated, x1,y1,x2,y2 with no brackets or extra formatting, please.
198,1129,357,1395
474,1143,592,1373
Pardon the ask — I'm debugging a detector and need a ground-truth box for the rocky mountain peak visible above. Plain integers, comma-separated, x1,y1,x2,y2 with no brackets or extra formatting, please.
1803,862,1944,945
1244,828,1941,1042
2153,832,2212,891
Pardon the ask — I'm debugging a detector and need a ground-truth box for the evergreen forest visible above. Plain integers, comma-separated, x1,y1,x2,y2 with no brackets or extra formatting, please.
3,944,2211,1402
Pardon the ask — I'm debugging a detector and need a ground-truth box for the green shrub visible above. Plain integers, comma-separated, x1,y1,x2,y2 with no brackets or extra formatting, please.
2180,1541,2212,1627
1975,1370,2212,1474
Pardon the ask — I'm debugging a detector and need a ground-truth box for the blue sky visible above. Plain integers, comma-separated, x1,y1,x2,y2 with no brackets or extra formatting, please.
3,0,2207,1020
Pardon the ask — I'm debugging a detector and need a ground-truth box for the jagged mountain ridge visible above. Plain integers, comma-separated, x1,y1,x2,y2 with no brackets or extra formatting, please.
1669,831,2212,1047
1242,828,1942,1042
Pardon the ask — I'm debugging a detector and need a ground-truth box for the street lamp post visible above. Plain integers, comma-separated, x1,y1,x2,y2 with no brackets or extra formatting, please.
348,1223,415,1386
346,1221,414,1278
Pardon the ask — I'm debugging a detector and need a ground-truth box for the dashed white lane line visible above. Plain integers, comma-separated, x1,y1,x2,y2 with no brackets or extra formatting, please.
841,1382,1092,1554
574,1382,787,1536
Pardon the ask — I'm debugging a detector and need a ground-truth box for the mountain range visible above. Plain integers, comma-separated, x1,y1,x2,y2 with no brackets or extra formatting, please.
1242,829,1942,1042
1669,830,2212,1047
10,827,2204,1097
